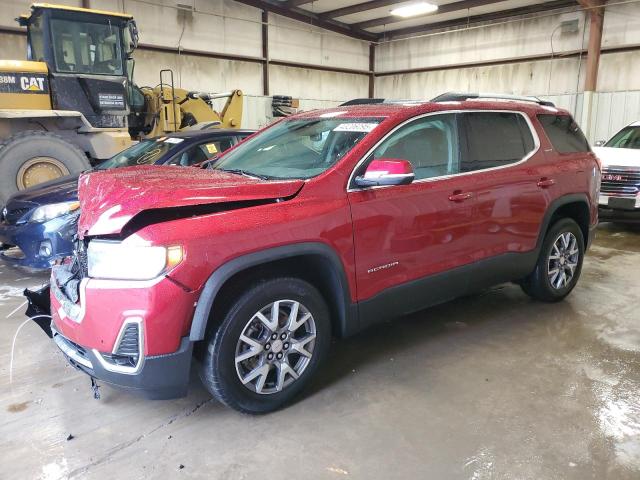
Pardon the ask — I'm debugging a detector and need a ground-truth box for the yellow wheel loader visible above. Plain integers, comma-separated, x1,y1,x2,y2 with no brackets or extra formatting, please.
0,3,243,203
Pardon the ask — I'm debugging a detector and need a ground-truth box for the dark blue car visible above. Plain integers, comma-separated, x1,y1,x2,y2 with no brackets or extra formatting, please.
0,128,254,269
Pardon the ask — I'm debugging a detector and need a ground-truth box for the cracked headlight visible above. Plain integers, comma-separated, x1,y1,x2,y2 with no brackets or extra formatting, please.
87,240,183,280
30,201,80,223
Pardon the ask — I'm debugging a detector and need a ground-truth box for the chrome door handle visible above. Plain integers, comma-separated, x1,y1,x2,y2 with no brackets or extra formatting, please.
448,191,473,202
537,178,555,188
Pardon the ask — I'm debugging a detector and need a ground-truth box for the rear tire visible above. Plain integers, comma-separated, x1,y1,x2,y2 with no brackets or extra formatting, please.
520,218,585,302
0,131,90,203
200,277,331,414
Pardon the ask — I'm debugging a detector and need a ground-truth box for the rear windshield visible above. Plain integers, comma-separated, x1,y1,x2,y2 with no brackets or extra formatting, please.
537,114,590,154
605,126,640,149
94,137,185,170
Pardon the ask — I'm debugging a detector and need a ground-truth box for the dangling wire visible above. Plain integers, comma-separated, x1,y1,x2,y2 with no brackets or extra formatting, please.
9,315,52,384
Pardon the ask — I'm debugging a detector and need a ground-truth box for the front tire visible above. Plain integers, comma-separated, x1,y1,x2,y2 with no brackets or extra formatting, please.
521,218,585,302
200,277,331,414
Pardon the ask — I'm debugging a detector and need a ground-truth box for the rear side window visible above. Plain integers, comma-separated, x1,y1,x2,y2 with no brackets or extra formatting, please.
537,114,590,153
461,112,535,172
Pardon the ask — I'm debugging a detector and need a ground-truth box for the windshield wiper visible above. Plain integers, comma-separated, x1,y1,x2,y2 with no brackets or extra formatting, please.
218,168,271,180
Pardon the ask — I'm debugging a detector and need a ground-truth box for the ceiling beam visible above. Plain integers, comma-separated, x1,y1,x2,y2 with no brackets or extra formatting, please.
352,0,508,30
233,0,377,41
378,0,578,39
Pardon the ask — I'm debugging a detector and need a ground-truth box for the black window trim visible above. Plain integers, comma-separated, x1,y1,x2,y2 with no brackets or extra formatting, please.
347,109,540,192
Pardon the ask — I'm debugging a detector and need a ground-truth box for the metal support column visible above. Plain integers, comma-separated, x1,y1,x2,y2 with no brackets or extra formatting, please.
368,43,375,98
262,10,269,96
578,0,605,139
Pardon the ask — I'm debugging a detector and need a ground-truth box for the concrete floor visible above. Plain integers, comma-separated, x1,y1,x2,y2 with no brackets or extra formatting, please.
1,224,639,480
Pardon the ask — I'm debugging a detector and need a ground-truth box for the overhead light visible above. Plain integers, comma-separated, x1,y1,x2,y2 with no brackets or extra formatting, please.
391,2,438,18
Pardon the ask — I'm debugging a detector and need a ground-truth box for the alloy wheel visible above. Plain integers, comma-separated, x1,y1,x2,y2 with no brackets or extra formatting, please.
234,300,316,394
547,232,580,290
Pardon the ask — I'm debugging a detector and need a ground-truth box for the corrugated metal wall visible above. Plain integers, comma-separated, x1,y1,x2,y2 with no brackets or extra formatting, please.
211,95,342,130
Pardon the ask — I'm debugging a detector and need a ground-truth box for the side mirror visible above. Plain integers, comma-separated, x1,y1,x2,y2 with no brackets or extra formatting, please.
354,158,415,188
594,140,605,147
126,21,139,55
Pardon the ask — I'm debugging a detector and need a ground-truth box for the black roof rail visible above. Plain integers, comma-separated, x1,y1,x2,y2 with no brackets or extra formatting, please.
340,98,426,106
430,92,555,108
339,98,386,106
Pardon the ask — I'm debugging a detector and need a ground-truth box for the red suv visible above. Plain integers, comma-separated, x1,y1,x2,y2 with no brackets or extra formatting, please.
47,94,600,413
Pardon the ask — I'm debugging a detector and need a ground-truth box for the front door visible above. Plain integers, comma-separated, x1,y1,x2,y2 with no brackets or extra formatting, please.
347,113,477,325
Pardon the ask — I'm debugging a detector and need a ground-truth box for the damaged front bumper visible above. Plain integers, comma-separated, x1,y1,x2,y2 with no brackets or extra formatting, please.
25,264,195,400
51,327,193,400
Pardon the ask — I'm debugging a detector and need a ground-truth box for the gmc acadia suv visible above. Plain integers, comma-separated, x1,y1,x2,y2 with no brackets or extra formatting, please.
47,95,600,413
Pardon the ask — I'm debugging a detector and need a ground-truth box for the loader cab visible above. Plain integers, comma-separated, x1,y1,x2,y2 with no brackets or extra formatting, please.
18,4,137,129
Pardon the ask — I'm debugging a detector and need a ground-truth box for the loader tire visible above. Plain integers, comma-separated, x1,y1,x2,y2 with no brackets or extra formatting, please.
0,131,90,203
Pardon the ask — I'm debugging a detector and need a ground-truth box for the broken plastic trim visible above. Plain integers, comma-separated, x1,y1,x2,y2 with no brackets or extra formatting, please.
24,285,53,338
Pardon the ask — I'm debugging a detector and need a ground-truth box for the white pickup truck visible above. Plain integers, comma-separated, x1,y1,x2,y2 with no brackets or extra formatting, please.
593,121,640,223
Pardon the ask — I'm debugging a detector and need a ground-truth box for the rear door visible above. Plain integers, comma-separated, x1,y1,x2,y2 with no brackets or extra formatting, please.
459,111,545,262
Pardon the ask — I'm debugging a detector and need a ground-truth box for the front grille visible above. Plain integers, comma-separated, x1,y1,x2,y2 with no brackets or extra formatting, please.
3,206,32,225
601,167,640,197
115,323,140,356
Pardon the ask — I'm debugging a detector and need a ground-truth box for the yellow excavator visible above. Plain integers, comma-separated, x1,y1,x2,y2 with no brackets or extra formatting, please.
0,3,243,202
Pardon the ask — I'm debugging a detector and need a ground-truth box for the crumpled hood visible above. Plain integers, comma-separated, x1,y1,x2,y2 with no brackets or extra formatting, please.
593,147,640,168
77,165,304,237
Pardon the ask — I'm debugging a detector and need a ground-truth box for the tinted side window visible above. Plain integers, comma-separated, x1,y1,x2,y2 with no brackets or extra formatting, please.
368,113,459,180
169,137,235,166
538,114,590,153
461,112,535,172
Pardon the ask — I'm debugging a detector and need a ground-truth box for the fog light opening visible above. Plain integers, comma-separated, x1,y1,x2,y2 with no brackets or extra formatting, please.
38,240,52,257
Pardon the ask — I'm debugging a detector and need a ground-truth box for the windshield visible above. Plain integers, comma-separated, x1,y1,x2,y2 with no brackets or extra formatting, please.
50,18,124,75
95,137,185,170
213,117,383,179
605,126,640,149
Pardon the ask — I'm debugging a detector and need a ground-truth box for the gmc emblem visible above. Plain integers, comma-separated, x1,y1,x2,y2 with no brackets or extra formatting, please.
602,174,624,181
